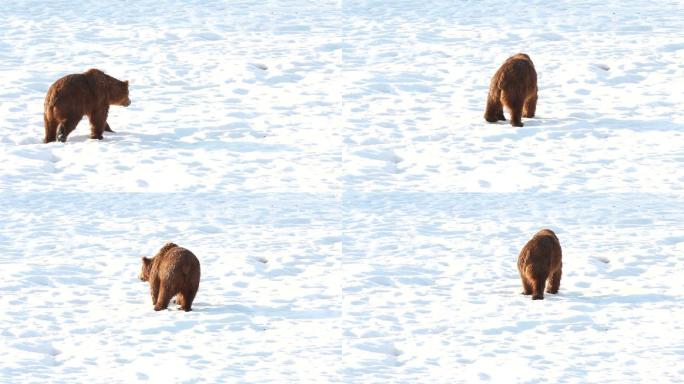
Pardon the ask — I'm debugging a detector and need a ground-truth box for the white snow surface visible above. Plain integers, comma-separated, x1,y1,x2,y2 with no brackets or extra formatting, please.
1,0,684,383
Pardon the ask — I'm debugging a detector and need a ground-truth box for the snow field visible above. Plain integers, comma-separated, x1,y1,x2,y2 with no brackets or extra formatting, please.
1,0,684,383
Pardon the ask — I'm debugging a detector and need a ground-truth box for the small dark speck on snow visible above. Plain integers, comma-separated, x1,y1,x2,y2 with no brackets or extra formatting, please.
595,256,610,264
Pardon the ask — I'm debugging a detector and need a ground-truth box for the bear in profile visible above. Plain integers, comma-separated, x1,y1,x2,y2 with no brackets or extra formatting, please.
517,229,562,300
139,243,201,312
43,68,130,143
484,53,537,127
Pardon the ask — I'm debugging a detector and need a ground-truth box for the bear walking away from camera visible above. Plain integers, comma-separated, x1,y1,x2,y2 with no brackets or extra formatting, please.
484,53,537,127
139,243,201,312
517,229,562,300
43,68,131,143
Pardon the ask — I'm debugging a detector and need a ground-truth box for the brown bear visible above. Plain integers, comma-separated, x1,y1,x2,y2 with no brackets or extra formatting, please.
139,242,201,312
484,53,537,127
43,68,130,143
517,229,562,300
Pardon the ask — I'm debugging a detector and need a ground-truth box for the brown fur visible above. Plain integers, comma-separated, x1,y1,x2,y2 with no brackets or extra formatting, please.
517,229,562,300
484,53,538,127
43,68,131,143
139,243,201,312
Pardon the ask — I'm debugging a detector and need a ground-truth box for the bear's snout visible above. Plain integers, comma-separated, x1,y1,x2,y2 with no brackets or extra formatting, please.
122,98,131,107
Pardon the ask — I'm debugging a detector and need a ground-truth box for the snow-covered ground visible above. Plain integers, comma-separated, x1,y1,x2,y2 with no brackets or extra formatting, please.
1,1,684,383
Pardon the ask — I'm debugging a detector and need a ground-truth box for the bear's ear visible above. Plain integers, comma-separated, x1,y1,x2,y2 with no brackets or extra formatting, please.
124,80,129,86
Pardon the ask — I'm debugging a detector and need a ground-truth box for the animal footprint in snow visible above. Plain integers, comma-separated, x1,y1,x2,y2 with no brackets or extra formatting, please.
250,63,268,71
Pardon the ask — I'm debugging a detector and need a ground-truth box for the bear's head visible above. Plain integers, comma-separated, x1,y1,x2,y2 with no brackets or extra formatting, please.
139,257,152,281
139,243,179,281
85,68,131,107
110,79,131,107
139,257,154,281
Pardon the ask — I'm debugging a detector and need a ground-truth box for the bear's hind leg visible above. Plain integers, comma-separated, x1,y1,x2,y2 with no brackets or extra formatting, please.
523,92,537,118
56,118,79,143
547,267,562,294
153,282,172,311
44,115,58,143
178,288,197,312
531,277,546,300
501,91,524,127
508,103,524,127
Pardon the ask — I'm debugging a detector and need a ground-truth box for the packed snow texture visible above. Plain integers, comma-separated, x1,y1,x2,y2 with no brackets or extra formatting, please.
1,0,684,383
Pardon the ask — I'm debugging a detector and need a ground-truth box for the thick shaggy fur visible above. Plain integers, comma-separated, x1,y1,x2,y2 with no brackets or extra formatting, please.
139,243,201,312
517,229,562,300
43,68,130,143
484,53,537,127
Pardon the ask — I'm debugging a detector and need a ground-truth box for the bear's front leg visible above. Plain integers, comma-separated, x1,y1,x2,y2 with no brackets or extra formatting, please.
150,277,160,306
88,108,108,140
484,95,503,123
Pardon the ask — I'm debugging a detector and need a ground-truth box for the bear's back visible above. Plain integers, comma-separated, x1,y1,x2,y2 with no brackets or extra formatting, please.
45,73,93,108
154,246,200,277
496,55,536,91
521,229,562,271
